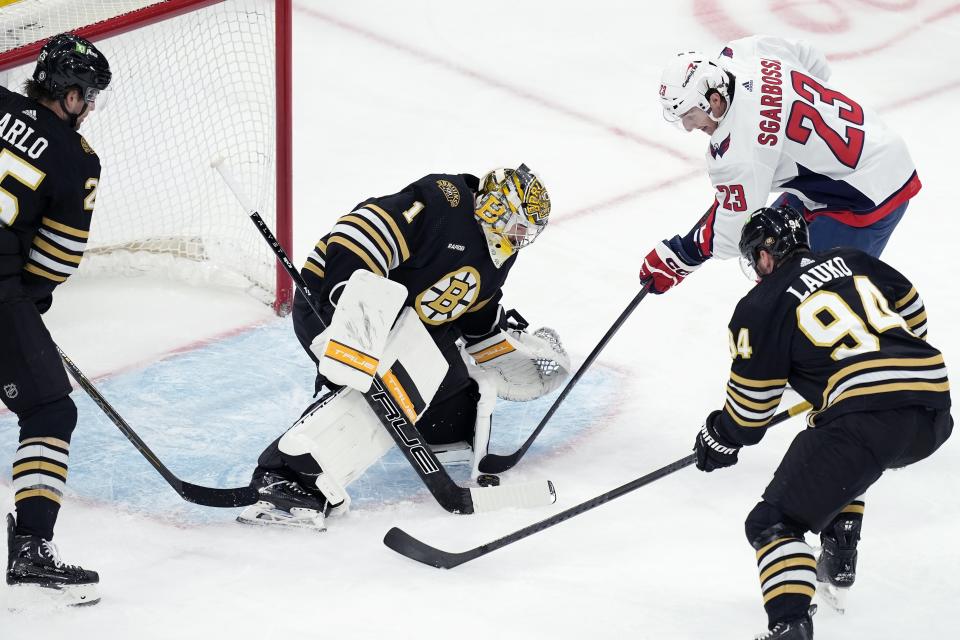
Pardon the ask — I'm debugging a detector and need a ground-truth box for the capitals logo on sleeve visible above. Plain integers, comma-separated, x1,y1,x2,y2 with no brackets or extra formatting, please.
710,133,732,159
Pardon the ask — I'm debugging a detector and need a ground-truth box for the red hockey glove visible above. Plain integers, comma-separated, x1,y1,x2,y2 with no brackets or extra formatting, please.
694,410,741,472
638,240,700,294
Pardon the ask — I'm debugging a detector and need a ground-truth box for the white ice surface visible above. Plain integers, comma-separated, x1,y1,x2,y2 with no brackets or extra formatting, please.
2,1,960,638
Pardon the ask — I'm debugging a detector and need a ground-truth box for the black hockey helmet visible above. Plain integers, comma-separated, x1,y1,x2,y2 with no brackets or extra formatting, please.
33,33,112,102
739,205,810,273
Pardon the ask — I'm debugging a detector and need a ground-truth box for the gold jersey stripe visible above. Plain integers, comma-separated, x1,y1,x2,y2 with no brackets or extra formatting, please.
303,260,325,278
759,557,817,584
327,236,385,277
729,371,788,388
323,340,379,376
896,287,917,308
14,488,62,505
32,236,83,264
841,504,866,515
471,340,516,364
755,537,801,561
364,204,410,262
829,380,950,407
763,583,816,604
819,354,945,408
340,214,393,265
724,401,773,428
907,311,927,328
40,216,89,239
382,370,418,424
726,386,782,411
316,240,327,253
24,262,68,282
19,436,70,449
13,461,68,479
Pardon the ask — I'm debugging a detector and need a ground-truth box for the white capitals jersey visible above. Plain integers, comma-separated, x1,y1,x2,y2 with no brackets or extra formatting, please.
691,36,920,260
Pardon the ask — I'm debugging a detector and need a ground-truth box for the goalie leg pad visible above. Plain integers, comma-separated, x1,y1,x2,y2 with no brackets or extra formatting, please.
467,361,497,480
313,270,408,392
280,309,449,509
376,308,448,423
278,387,394,512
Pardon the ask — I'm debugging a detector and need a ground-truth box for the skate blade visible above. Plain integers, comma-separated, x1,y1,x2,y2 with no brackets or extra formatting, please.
816,582,848,614
5,581,100,610
236,502,327,532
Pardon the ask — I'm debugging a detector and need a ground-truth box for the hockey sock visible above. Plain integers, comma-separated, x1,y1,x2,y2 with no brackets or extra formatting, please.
13,436,70,541
12,396,77,541
756,535,817,628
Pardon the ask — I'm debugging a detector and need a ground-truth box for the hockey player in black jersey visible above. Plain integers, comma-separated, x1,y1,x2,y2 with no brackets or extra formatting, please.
692,205,952,639
1,33,111,606
238,164,569,530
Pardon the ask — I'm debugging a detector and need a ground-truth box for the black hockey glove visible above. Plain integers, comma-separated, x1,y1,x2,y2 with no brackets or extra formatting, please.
694,410,741,472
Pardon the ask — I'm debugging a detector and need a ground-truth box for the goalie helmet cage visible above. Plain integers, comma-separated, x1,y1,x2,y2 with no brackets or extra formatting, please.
0,0,294,314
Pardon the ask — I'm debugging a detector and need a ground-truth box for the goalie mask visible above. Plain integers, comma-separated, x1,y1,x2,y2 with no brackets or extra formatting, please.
474,164,550,268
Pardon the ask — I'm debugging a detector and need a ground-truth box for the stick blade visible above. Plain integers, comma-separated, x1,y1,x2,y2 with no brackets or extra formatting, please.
178,482,258,508
477,452,520,474
383,527,475,569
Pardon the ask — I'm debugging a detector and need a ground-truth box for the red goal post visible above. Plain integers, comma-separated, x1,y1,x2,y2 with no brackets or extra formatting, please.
0,0,293,313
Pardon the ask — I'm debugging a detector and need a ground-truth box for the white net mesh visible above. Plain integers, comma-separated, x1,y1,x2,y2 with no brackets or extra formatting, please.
0,0,285,307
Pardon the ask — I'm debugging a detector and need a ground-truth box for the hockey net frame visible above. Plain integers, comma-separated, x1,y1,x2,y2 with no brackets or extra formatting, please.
0,0,293,313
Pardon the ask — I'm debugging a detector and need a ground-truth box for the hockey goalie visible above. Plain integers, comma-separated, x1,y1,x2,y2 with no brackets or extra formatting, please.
237,165,570,531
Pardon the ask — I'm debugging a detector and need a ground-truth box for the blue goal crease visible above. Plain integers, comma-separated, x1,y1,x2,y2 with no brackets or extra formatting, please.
0,319,623,524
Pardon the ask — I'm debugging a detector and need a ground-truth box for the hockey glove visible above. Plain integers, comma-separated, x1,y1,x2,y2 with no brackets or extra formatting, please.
694,410,741,472
638,239,700,294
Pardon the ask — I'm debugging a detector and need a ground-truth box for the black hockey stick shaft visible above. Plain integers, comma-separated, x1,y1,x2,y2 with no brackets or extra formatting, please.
58,347,258,508
385,401,811,568
478,285,651,474
214,162,478,513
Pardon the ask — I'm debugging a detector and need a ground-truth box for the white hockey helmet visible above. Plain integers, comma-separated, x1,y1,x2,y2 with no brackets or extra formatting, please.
658,51,731,124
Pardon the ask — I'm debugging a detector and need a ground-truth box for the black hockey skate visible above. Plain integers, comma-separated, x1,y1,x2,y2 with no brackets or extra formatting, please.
6,513,99,607
236,471,330,532
816,517,861,613
754,615,814,640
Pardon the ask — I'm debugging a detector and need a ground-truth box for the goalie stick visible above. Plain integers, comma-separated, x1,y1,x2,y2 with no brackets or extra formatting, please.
385,400,812,568
478,285,650,474
213,159,555,514
59,347,258,508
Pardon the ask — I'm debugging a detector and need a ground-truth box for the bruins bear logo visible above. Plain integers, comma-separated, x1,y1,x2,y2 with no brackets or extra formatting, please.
416,267,480,325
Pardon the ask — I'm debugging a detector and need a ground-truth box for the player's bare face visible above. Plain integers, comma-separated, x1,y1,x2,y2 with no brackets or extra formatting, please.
64,89,95,128
756,250,776,277
680,108,717,135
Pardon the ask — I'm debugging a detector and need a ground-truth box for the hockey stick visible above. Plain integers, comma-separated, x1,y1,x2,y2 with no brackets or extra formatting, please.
385,400,812,568
478,285,651,474
213,159,555,514
58,347,258,508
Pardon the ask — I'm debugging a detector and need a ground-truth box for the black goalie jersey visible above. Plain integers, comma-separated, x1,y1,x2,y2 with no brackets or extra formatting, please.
0,85,101,302
293,173,513,355
717,247,950,445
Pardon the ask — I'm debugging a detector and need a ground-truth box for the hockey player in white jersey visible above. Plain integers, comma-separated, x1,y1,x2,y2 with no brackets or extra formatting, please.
639,35,919,294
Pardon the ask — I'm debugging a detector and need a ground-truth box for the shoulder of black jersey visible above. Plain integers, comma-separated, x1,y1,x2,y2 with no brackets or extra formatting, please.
409,173,476,211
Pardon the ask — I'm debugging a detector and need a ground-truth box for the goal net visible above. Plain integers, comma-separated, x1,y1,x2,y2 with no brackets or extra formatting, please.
0,0,293,312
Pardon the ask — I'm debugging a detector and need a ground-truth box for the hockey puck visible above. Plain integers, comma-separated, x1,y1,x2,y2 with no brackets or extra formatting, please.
477,474,501,487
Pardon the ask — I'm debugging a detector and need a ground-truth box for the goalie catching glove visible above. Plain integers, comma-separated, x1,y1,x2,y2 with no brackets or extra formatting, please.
463,307,570,402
